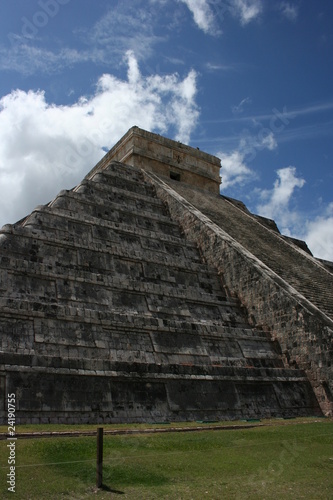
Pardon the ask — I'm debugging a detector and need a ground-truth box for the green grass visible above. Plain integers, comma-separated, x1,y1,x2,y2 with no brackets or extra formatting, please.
0,419,332,499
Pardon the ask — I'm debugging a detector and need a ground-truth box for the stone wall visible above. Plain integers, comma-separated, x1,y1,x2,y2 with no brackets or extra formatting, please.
144,171,333,416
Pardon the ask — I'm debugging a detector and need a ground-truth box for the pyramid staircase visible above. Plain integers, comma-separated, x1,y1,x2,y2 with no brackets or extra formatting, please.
164,181,333,320
0,162,321,424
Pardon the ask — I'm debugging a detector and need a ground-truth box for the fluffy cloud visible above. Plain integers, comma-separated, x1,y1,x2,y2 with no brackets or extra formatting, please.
179,0,263,32
302,203,333,261
218,125,278,189
251,166,333,259
0,51,199,227
256,167,305,225
222,160,332,261
179,0,220,34
218,150,255,188
230,0,263,25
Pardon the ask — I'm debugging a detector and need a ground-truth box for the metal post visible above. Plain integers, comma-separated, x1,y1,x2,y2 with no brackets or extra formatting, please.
96,427,103,488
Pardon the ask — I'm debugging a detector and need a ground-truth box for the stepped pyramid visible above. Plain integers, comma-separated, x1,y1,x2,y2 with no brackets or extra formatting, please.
0,126,332,424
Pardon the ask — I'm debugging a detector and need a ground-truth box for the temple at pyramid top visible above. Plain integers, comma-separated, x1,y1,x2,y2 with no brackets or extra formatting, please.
86,126,222,193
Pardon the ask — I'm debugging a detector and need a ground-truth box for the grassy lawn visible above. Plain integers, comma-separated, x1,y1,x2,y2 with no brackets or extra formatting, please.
0,419,332,499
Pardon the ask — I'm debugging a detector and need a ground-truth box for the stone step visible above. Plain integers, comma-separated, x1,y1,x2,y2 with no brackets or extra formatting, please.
0,229,213,273
48,189,175,228
0,290,249,325
1,288,237,325
0,313,271,349
21,211,200,260
1,349,285,371
1,268,233,308
1,353,306,381
0,309,283,377
74,178,168,216
0,303,270,339
91,169,156,198
0,255,225,300
13,329,282,363
13,205,194,250
20,208,187,248
118,339,281,363
99,161,146,183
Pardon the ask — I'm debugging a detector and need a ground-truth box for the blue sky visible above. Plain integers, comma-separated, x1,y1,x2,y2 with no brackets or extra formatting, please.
0,0,332,259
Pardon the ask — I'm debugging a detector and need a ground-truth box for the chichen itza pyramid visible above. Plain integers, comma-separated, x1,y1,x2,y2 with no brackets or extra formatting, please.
0,126,332,424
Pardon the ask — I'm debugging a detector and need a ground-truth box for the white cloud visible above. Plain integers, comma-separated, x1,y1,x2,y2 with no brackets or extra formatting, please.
179,0,220,35
0,52,199,227
180,0,263,30
253,167,317,252
217,125,277,189
302,203,333,261
256,167,305,225
279,2,299,22
218,150,255,188
232,165,333,261
220,156,332,260
230,0,263,25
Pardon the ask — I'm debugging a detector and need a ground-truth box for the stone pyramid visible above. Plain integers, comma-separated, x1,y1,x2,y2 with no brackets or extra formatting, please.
0,126,332,424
